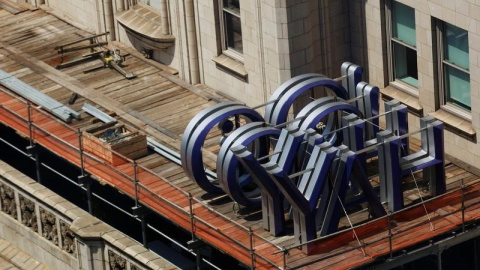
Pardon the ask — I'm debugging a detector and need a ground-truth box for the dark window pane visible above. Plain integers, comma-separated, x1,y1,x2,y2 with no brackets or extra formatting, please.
444,23,469,70
393,42,418,87
225,12,243,53
445,65,471,110
223,0,240,14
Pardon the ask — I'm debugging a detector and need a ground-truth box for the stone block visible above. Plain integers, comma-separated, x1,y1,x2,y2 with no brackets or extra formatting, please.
53,201,76,215
110,237,137,251
102,230,127,245
70,216,102,235
64,208,89,221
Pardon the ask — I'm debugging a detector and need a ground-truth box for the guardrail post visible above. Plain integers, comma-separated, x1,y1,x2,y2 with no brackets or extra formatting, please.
26,103,42,184
187,193,205,270
388,211,393,259
461,182,465,232
282,247,288,270
27,103,33,145
130,161,150,246
133,161,138,207
78,174,93,214
77,128,86,177
131,162,148,246
77,128,94,214
249,227,254,269
132,203,148,246
188,193,195,240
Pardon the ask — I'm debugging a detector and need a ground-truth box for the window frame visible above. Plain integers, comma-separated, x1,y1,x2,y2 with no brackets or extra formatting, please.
385,0,419,96
218,0,244,62
435,20,471,119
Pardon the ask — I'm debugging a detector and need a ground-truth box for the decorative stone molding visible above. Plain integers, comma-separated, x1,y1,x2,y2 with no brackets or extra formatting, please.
60,219,76,257
0,182,16,219
19,194,37,232
108,249,127,270
0,161,177,270
130,264,141,270
40,206,58,245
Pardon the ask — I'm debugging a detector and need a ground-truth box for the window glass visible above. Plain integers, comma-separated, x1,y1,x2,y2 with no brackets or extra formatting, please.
225,12,242,53
393,42,418,87
222,0,242,55
138,0,161,9
445,65,471,110
444,23,469,70
390,1,417,88
392,1,416,47
223,0,240,14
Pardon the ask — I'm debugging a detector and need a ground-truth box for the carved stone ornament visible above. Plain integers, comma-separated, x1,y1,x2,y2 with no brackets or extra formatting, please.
108,249,126,270
0,183,17,219
40,207,58,245
130,264,141,270
19,194,37,232
59,219,76,257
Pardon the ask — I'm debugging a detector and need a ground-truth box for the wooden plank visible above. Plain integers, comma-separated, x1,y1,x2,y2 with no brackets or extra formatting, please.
0,42,182,147
0,0,28,14
4,10,480,269
126,87,187,112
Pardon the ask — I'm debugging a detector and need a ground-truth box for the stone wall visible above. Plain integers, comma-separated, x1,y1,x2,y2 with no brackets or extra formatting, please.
360,0,480,169
26,0,352,108
0,160,177,270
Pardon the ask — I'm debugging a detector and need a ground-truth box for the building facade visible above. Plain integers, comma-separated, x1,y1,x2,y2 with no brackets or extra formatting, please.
16,0,480,169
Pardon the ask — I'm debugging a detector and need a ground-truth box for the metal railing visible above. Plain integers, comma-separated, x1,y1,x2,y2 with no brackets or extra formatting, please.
2,87,479,269
0,87,284,269
279,180,480,269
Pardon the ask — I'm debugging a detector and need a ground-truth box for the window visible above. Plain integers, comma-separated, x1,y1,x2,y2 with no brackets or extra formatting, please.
220,0,243,57
387,1,418,89
436,21,470,111
138,0,161,9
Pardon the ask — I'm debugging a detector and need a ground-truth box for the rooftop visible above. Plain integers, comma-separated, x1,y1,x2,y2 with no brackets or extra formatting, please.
0,5,479,269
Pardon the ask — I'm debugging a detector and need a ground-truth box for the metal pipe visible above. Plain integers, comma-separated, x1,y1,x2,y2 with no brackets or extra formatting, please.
461,182,465,232
249,227,254,269
437,251,442,270
86,179,93,214
55,32,110,49
188,193,195,241
475,238,479,270
133,161,139,207
388,211,393,259
27,103,42,184
78,129,86,177
27,103,33,146
34,150,42,184
141,214,147,246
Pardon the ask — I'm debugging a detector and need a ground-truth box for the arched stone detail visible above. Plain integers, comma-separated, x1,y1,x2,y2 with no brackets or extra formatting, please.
19,194,37,232
40,207,58,246
0,183,16,219
108,249,127,270
60,219,76,257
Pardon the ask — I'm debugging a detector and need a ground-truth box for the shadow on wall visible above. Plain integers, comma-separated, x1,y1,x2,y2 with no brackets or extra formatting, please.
292,0,372,115
125,30,175,65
